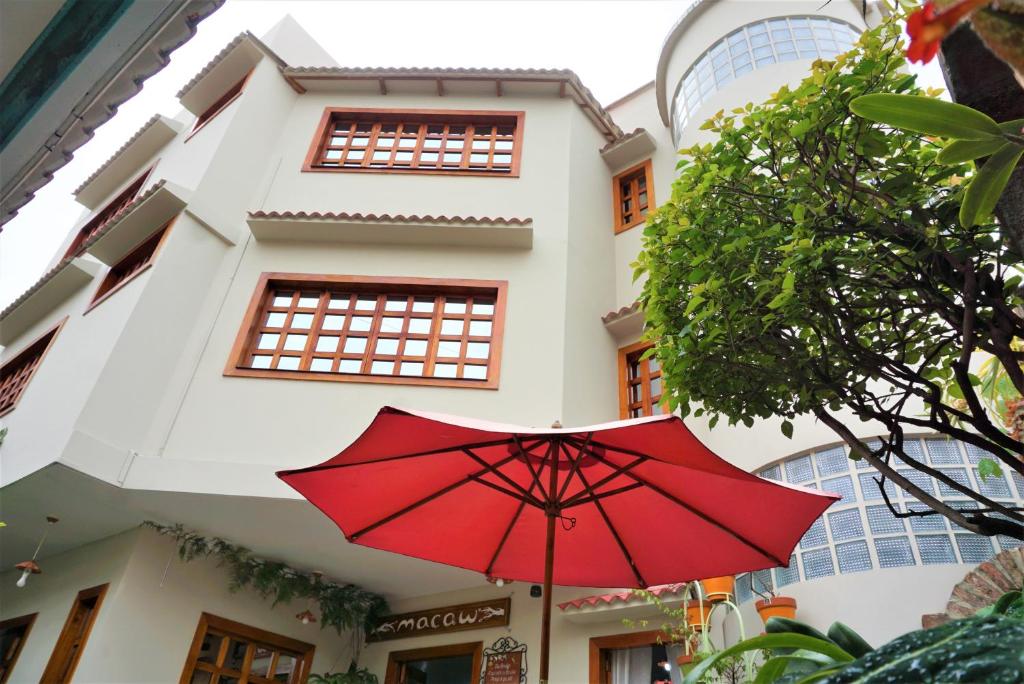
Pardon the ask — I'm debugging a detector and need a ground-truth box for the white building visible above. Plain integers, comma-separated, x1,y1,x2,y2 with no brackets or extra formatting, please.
1,3,1021,683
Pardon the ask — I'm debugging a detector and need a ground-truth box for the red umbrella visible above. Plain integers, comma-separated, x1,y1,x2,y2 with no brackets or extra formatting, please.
278,407,837,683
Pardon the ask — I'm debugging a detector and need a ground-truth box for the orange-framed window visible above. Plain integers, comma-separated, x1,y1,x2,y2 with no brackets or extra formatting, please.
187,70,253,140
226,274,507,389
180,613,314,684
617,341,663,418
612,159,654,233
0,318,65,417
64,167,153,258
40,584,107,683
303,108,524,177
86,218,175,311
0,613,36,684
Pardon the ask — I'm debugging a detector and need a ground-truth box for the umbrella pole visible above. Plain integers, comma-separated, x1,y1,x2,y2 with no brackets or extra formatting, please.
540,509,555,684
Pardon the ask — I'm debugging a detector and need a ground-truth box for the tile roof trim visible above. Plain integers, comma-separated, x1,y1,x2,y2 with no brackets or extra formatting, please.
282,67,623,141
248,210,532,226
175,31,287,99
602,301,641,325
72,115,165,197
558,583,687,611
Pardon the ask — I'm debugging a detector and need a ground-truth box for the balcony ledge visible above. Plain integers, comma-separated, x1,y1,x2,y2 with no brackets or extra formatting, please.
83,180,191,265
74,115,184,210
0,256,102,345
600,128,657,172
247,211,533,249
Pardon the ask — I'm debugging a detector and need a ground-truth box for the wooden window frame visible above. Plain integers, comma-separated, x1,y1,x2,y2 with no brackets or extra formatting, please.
225,273,508,390
84,217,176,313
64,165,155,258
302,107,525,178
384,641,482,684
0,316,67,418
40,584,108,683
186,69,254,141
179,613,315,684
612,159,655,234
617,340,662,419
0,613,37,684
588,630,670,684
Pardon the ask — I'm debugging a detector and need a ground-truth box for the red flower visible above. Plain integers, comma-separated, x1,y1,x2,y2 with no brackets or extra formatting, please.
906,0,991,64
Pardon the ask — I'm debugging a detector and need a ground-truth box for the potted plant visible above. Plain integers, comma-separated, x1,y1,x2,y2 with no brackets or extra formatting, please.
699,576,735,603
750,572,797,625
308,662,379,684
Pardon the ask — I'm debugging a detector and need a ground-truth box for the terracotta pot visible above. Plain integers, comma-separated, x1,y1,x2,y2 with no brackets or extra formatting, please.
676,654,697,673
755,596,797,624
685,603,710,631
700,576,735,603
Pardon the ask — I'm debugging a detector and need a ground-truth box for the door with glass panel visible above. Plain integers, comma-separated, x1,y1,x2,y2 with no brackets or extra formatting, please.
384,642,482,684
180,613,314,684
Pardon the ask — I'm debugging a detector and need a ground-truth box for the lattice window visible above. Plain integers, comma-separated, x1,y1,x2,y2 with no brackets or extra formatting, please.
612,160,654,233
181,613,313,684
618,342,663,418
306,109,523,176
230,275,506,388
0,322,62,415
89,220,173,308
64,168,152,258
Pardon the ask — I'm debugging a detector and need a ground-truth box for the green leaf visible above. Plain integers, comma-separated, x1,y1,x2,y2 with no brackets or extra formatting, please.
960,143,1024,226
781,420,794,439
682,633,852,684
937,138,1007,164
977,458,1003,481
850,94,1003,141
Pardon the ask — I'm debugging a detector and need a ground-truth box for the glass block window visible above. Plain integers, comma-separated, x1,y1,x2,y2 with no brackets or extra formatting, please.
896,468,935,496
775,555,800,587
229,275,506,388
815,446,849,477
858,472,897,500
0,323,62,415
916,535,957,564
926,439,962,465
821,475,855,502
975,468,1012,499
801,547,835,579
307,109,523,176
735,574,753,604
786,455,815,483
955,534,995,563
836,541,872,574
733,436,1024,602
866,505,906,535
618,343,663,418
828,509,864,541
670,16,860,142
875,536,915,568
801,518,828,549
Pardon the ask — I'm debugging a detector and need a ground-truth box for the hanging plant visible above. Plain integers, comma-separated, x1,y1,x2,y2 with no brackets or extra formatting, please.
143,521,388,634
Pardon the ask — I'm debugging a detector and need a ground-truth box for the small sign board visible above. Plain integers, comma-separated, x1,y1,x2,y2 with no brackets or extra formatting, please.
482,650,522,684
369,597,510,642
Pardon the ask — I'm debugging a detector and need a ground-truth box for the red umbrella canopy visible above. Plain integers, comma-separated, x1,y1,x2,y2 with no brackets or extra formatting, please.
278,406,838,588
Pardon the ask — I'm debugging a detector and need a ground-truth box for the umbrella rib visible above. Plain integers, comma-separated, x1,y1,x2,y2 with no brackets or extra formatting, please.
348,450,524,541
560,454,647,508
573,460,648,588
469,474,545,506
484,474,540,576
284,437,546,475
554,432,594,503
568,437,788,566
462,448,546,509
561,482,644,509
516,435,551,503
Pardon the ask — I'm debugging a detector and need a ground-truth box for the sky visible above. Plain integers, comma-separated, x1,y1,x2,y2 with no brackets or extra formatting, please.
0,0,943,311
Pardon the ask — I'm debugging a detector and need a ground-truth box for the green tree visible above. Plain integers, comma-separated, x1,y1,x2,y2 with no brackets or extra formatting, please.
636,18,1023,538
